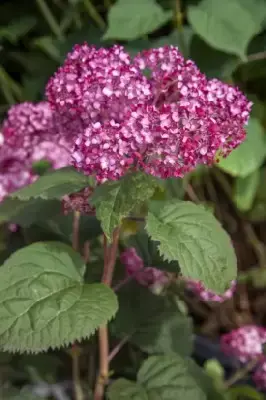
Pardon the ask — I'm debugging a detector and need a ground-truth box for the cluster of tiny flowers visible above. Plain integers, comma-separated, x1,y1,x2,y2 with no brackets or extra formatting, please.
221,326,266,363
46,44,252,182
0,102,71,202
186,279,236,302
221,325,266,390
120,247,169,292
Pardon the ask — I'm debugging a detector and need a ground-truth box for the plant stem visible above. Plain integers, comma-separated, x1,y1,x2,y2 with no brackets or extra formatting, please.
83,0,106,30
108,335,131,362
175,0,187,57
72,346,84,400
36,0,64,40
223,357,260,389
93,228,120,400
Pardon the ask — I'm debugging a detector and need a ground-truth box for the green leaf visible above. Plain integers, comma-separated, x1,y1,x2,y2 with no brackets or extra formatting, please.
126,229,179,273
104,0,172,41
187,0,266,59
0,242,118,353
218,118,266,178
146,200,236,293
91,172,159,240
161,177,185,200
112,282,192,357
0,198,61,226
233,170,259,211
108,379,148,400
138,355,206,400
10,167,91,200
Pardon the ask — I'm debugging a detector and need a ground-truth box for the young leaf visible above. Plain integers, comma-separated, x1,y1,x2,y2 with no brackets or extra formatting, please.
0,242,118,353
217,118,266,177
112,282,192,357
233,170,259,212
108,379,148,400
146,200,236,293
0,198,61,226
138,355,206,400
104,0,172,41
91,172,159,240
10,167,91,200
187,0,266,59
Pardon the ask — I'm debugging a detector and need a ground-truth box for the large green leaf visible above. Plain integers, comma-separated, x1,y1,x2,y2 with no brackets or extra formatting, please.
10,167,91,200
0,198,61,226
91,172,159,240
218,118,266,178
108,379,148,400
0,16,37,43
112,282,192,357
104,0,172,41
126,229,179,273
138,355,206,400
0,242,117,353
233,170,259,212
146,201,236,293
187,0,266,59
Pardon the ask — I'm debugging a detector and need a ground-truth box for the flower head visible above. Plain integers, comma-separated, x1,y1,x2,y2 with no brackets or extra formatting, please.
186,279,236,302
2,102,55,151
46,44,252,182
120,247,169,291
221,326,266,363
252,360,266,389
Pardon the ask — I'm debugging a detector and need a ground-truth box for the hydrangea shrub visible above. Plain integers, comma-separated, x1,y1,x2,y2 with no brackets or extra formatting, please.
0,44,252,399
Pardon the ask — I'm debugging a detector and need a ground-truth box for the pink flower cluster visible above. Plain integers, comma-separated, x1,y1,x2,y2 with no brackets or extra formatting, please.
221,325,266,389
46,44,251,182
186,279,236,302
0,102,71,202
120,247,169,292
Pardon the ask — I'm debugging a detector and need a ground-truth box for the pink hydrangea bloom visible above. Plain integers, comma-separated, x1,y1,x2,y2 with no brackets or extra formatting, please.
46,44,251,182
0,141,70,202
221,326,266,363
0,146,33,202
2,102,55,150
120,247,169,290
253,360,266,390
186,279,236,302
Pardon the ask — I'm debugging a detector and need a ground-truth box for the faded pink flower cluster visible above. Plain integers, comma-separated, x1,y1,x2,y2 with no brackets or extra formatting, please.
186,279,236,302
46,44,251,182
221,325,266,389
0,102,70,202
120,247,169,292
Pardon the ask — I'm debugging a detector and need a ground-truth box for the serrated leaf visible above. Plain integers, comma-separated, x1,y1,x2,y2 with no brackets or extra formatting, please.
218,119,266,177
187,0,266,59
146,201,236,293
91,172,159,240
126,229,179,273
233,170,259,212
10,167,91,200
0,198,61,226
104,0,172,41
108,379,148,400
0,242,118,353
112,282,192,357
138,355,206,400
